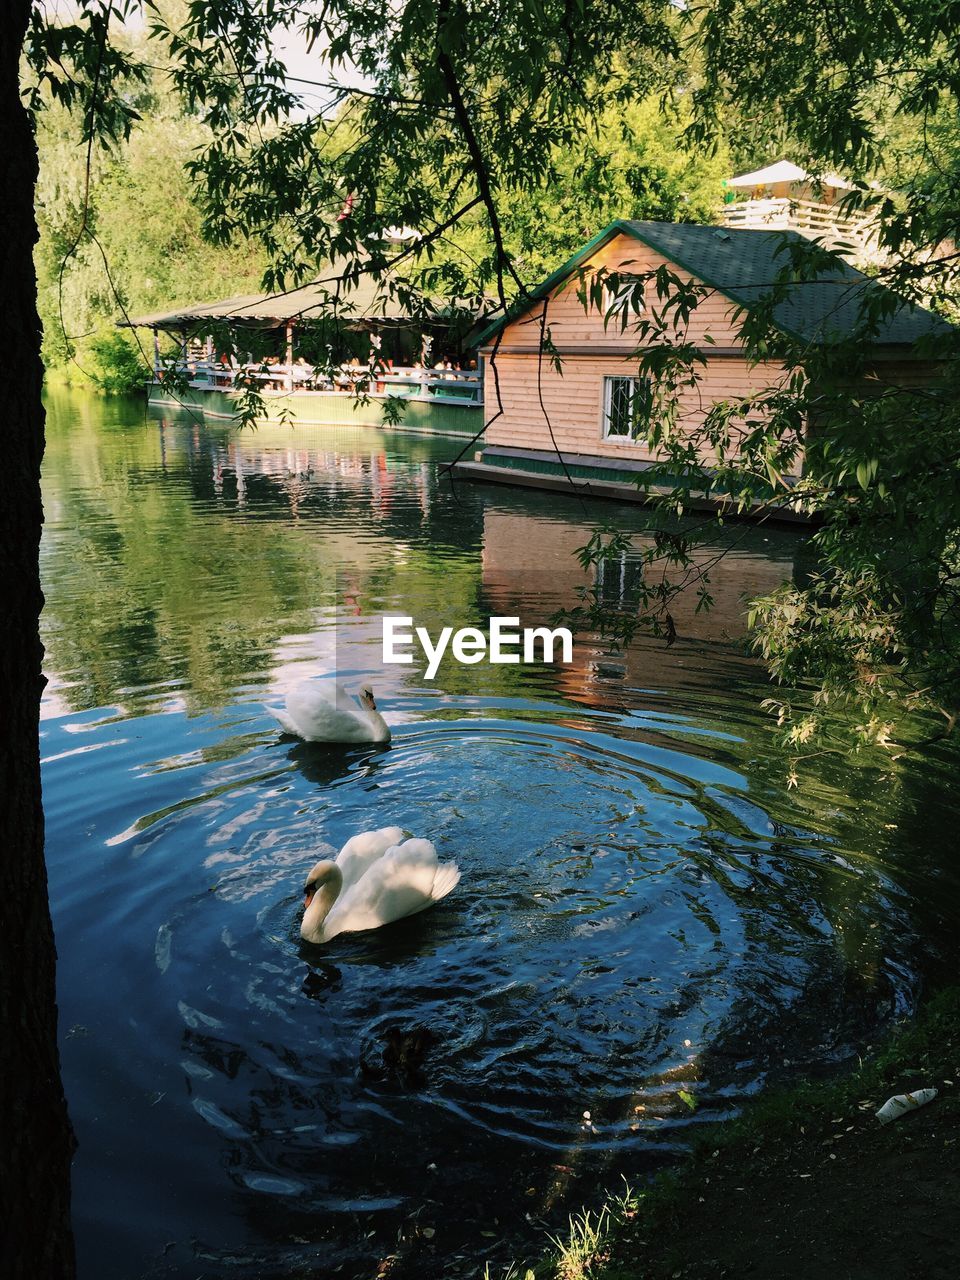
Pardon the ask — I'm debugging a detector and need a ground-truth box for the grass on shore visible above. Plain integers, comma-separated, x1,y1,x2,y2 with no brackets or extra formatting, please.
499,986,960,1280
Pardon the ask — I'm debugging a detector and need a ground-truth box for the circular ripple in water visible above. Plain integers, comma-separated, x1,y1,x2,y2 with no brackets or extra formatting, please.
47,703,917,1277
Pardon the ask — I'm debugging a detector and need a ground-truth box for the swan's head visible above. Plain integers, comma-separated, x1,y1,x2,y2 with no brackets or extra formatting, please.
303,859,339,910
359,685,377,711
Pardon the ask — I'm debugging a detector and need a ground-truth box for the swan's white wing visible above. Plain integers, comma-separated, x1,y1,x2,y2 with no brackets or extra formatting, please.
267,705,300,735
286,679,348,721
283,681,369,742
429,861,461,902
323,838,459,938
336,826,405,891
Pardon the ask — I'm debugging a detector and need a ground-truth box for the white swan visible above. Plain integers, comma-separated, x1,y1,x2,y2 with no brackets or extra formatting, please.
301,831,461,944
269,680,391,744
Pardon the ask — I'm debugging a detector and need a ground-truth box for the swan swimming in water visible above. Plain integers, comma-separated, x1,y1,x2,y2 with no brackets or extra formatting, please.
269,680,391,744
301,827,461,944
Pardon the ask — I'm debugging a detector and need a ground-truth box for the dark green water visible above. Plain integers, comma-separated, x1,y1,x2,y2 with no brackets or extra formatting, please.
40,387,960,1279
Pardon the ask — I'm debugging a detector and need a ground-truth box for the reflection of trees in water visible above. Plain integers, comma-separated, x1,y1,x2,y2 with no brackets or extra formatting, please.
40,395,484,714
701,751,920,1023
685,741,960,1108
43,390,811,720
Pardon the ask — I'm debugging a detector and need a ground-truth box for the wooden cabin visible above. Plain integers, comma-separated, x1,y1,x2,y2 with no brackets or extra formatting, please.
455,219,949,515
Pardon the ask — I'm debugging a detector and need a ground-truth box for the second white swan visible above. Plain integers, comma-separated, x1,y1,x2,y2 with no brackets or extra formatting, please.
269,680,391,744
301,828,460,944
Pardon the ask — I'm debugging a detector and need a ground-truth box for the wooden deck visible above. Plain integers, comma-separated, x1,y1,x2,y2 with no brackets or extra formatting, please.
721,198,882,263
148,362,483,436
160,359,482,404
451,448,813,525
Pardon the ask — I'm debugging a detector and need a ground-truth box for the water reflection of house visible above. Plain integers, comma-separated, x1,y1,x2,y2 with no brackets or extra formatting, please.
456,219,949,513
481,503,800,700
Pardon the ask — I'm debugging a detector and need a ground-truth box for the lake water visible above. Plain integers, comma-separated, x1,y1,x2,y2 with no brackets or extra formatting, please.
41,387,960,1279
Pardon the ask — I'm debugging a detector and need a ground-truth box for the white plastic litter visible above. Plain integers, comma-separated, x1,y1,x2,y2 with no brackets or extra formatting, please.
875,1088,938,1125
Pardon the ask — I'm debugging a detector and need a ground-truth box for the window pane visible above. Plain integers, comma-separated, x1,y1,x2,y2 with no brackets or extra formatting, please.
596,552,645,605
607,377,632,436
605,376,651,439
602,276,645,318
629,378,652,438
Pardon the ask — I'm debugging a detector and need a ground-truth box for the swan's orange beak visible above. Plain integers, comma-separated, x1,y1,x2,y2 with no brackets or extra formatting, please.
303,885,316,910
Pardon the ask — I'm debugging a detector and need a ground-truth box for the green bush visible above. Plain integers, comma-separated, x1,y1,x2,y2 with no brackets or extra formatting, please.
88,329,146,395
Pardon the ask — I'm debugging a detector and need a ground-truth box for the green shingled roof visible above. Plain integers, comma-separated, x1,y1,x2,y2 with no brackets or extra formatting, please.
474,219,952,349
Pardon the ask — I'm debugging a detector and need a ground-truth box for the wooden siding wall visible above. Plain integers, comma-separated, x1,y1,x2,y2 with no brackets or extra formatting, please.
480,234,793,466
482,353,794,466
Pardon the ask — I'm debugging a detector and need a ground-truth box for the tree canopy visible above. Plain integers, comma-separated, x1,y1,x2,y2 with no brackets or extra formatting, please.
34,59,270,383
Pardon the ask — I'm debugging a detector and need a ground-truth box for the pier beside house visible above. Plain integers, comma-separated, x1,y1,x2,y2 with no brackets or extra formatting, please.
123,266,485,438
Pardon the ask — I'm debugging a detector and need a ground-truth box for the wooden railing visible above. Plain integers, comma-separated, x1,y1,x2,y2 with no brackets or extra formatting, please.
722,198,883,262
157,360,484,406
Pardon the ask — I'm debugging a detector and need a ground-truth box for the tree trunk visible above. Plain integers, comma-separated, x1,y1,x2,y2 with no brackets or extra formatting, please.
0,7,77,1277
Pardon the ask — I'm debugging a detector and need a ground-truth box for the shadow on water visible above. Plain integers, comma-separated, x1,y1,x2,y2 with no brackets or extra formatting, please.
284,737,393,787
37,391,960,1280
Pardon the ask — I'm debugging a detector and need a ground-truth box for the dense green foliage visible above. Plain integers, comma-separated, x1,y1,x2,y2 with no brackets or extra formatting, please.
664,1,960,762
33,56,725,389
419,95,728,290
34,73,270,387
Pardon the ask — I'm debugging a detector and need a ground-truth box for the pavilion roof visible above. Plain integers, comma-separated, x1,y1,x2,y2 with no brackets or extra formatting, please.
124,270,477,330
726,160,855,190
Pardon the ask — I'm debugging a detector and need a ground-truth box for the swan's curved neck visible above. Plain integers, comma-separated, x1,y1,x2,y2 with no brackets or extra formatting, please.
302,863,343,942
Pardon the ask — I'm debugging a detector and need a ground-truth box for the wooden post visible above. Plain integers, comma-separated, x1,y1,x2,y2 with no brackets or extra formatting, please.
152,328,160,378
420,333,433,398
285,322,294,392
370,328,383,393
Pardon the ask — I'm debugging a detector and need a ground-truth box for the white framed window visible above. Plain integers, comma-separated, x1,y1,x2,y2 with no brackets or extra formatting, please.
602,375,653,441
